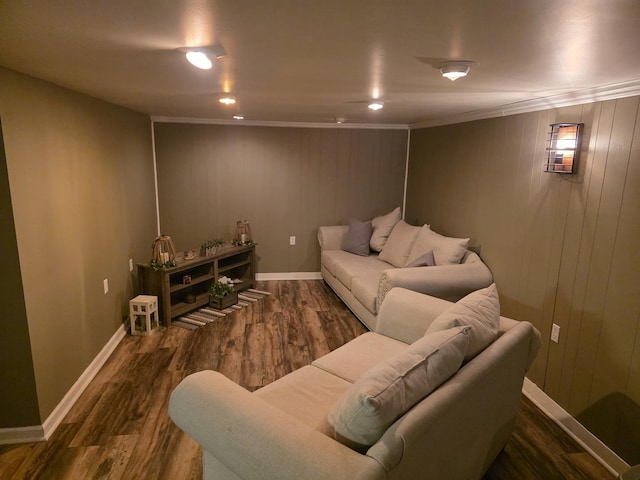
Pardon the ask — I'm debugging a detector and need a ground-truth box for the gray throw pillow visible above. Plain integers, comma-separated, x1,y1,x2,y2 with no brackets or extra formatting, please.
341,219,373,256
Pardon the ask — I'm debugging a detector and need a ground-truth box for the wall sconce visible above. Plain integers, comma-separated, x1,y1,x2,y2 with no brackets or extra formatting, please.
544,123,583,174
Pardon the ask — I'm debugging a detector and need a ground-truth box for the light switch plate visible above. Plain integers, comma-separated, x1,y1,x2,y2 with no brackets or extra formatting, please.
551,323,560,343
103,278,109,294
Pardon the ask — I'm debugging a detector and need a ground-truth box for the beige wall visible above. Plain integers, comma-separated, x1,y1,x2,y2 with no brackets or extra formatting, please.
153,123,408,273
0,67,157,425
0,118,40,426
406,96,640,464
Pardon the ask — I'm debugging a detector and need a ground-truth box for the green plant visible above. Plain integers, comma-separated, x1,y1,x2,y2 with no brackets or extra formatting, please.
201,238,225,249
209,278,234,298
150,259,176,270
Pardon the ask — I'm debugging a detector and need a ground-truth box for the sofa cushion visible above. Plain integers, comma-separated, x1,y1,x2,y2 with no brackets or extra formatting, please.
326,326,470,451
406,225,469,266
351,275,384,315
332,254,390,290
378,220,421,267
255,365,351,430
341,218,373,256
370,207,402,252
312,332,408,383
425,284,500,361
404,250,435,268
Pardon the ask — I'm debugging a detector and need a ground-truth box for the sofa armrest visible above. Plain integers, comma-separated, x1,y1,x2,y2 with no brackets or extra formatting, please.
375,288,453,343
377,261,493,309
169,371,384,480
318,225,348,251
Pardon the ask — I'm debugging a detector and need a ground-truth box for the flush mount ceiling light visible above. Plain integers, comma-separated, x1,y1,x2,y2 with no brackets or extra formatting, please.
368,101,384,111
219,95,236,105
179,45,226,70
439,61,474,81
233,114,245,120
335,117,346,124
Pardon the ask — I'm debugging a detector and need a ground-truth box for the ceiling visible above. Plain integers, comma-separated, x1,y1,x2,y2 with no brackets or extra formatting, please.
1,0,640,127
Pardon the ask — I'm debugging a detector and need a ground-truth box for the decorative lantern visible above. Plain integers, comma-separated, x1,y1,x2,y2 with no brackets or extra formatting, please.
151,235,177,264
235,220,252,244
544,123,583,174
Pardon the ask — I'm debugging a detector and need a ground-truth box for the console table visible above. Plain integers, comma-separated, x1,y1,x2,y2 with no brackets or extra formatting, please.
137,244,255,326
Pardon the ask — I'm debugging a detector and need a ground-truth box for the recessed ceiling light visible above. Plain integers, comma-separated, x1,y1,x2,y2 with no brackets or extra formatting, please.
368,102,384,111
335,117,346,124
180,45,226,70
219,96,236,105
233,114,244,120
185,51,212,70
439,61,473,81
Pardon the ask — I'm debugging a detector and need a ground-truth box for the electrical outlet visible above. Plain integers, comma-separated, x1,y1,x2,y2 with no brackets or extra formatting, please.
289,236,296,246
103,278,109,294
551,323,560,343
129,258,134,272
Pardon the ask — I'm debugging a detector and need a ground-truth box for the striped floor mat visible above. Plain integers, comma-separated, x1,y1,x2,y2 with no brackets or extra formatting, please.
173,288,271,330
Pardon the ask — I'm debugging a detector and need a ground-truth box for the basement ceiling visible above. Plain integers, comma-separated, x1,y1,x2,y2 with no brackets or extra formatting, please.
1,1,640,127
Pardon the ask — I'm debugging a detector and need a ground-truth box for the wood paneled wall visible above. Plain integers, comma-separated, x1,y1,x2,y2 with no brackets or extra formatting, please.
153,123,408,273
406,96,640,464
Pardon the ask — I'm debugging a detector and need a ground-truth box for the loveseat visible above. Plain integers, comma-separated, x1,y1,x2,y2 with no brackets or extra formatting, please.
319,208,494,330
169,285,541,480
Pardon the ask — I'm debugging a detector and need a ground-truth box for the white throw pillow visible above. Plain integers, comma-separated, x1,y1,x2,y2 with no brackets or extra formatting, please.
326,326,470,450
370,207,402,252
378,220,420,267
405,225,469,266
426,284,500,361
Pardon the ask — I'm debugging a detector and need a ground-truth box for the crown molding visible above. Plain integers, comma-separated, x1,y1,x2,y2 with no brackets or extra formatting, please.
151,116,408,130
410,79,640,129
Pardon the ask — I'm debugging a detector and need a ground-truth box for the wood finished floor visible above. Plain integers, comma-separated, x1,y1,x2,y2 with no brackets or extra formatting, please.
0,280,615,480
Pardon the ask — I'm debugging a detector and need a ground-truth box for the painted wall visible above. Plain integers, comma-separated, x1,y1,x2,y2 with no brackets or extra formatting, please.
406,96,640,464
153,123,408,273
0,67,157,425
0,118,40,427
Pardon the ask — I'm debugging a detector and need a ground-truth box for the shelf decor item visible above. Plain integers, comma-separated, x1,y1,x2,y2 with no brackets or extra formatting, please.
151,235,177,269
201,238,225,257
234,220,252,244
209,276,238,309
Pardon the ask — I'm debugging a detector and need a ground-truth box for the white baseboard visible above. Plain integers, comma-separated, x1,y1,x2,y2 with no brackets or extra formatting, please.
256,272,322,281
522,378,629,476
0,324,127,445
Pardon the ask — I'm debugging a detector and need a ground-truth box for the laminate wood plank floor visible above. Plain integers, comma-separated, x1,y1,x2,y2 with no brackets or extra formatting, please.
0,280,615,480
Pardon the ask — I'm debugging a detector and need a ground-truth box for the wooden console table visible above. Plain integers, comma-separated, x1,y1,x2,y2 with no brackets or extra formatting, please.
137,244,255,326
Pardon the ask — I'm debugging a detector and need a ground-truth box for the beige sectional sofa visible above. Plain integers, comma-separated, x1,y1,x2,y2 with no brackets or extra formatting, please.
169,285,541,480
319,210,494,330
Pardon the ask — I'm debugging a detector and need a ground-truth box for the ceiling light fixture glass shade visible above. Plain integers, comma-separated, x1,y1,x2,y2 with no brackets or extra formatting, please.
233,114,244,120
185,51,213,70
440,62,472,81
368,101,384,111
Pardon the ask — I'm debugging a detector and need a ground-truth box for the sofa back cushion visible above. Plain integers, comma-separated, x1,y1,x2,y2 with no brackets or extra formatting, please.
426,284,500,361
378,220,420,267
370,207,402,252
406,225,469,266
324,326,470,451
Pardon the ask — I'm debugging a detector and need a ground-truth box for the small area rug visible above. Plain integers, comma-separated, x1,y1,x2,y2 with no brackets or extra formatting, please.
173,289,271,330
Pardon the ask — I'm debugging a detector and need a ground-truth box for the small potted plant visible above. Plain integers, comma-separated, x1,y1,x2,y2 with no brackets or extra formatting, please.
209,276,238,309
201,238,226,257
